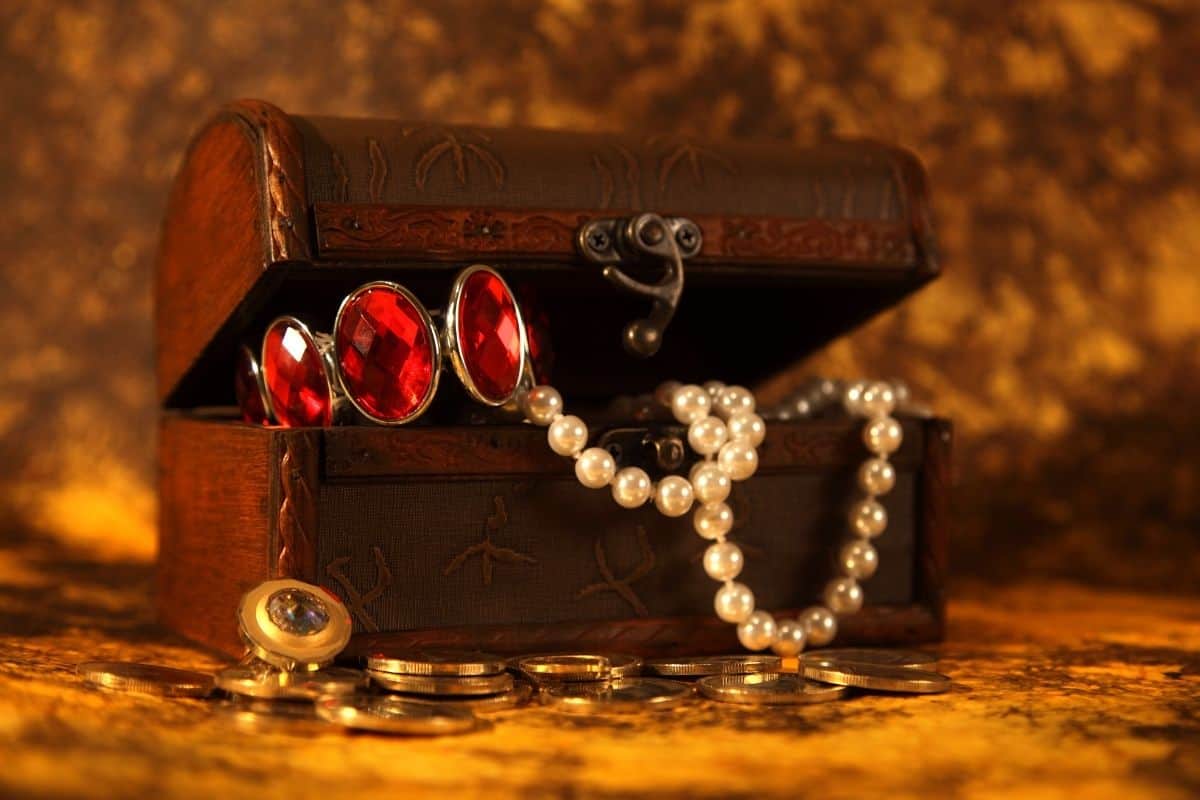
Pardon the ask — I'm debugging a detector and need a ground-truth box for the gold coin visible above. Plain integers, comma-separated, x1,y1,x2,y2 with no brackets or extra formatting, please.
316,695,479,736
605,654,644,678
279,667,367,698
215,661,288,700
77,661,214,698
644,654,782,678
366,649,507,677
540,678,693,713
237,579,353,672
697,673,848,705
397,679,536,713
801,648,937,670
801,660,952,694
517,654,612,682
369,670,514,696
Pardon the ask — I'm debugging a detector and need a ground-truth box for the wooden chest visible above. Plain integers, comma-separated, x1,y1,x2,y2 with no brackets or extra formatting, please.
155,99,948,657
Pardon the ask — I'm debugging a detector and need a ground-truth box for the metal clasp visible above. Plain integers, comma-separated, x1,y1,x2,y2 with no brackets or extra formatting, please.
577,213,701,358
596,427,687,473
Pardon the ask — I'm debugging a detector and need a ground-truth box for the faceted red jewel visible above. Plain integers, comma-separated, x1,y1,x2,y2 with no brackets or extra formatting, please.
234,346,270,425
335,285,435,422
262,320,333,427
457,271,522,402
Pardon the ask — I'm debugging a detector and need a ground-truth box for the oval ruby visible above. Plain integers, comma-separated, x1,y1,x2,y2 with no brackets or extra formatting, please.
456,270,522,402
335,285,435,423
261,319,333,427
234,345,270,425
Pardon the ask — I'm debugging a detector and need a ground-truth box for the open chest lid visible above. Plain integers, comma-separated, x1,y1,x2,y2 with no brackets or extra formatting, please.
156,99,938,409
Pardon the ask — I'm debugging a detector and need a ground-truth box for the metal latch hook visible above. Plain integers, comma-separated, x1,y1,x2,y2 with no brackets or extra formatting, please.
578,213,702,358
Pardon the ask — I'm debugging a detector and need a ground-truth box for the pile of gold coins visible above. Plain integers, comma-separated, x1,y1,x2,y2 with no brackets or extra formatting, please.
76,579,952,735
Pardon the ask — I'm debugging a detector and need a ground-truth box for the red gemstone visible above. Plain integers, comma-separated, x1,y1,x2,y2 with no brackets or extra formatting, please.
234,345,270,424
335,285,435,422
456,270,522,402
262,319,333,427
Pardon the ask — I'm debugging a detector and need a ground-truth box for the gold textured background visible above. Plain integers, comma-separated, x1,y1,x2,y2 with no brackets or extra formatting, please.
1,1,1197,589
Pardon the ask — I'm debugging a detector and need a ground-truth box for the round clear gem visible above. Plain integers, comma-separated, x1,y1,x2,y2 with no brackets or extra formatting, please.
266,589,330,636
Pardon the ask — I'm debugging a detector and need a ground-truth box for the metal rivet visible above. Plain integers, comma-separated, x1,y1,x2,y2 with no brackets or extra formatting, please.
639,220,666,247
586,229,610,252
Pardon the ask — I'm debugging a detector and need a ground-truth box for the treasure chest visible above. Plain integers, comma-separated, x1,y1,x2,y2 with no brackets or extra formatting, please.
155,99,949,658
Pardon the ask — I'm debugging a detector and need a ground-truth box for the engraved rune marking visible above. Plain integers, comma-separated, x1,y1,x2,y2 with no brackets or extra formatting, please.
648,135,735,194
577,525,656,617
443,496,536,586
367,137,388,201
331,150,350,202
326,547,392,633
404,126,505,191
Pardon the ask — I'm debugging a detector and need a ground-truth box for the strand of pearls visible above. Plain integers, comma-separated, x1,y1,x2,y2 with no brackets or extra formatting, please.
518,377,904,656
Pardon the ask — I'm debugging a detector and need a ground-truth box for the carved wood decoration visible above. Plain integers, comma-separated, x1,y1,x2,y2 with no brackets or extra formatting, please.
229,100,311,263
313,202,917,266
326,547,393,633
273,430,319,580
575,525,657,617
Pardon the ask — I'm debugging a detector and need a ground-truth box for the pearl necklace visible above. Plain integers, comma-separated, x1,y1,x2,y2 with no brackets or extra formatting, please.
518,377,905,655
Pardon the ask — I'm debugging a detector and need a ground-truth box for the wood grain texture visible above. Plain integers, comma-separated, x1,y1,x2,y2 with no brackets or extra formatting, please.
2,523,1196,800
312,202,918,267
156,416,274,649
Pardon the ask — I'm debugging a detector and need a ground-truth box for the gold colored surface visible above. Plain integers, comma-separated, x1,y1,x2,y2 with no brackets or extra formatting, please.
0,535,1196,797
2,1,1197,587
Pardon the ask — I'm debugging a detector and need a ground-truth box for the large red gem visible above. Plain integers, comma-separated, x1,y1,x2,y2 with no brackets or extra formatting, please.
234,345,270,425
335,285,435,422
262,320,333,427
456,270,522,402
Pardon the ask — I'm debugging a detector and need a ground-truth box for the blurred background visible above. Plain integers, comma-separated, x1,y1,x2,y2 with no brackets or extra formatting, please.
1,1,1197,593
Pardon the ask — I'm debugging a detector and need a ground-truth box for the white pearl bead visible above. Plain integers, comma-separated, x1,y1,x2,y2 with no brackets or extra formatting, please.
654,380,681,408
863,416,902,455
891,380,911,407
857,457,896,496
703,380,725,397
547,415,588,456
714,582,755,623
687,416,727,455
843,380,868,416
575,447,616,488
654,475,694,517
823,577,864,614
671,384,711,424
771,619,807,657
689,462,732,504
737,610,778,651
839,539,879,579
726,411,765,447
859,381,896,418
713,385,755,420
693,501,733,540
717,440,758,481
848,498,888,538
702,541,744,580
801,605,837,646
520,385,562,426
611,467,652,508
